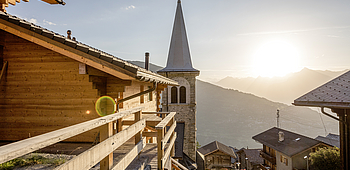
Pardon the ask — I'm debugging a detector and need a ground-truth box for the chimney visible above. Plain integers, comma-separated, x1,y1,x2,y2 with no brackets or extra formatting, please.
145,52,150,70
279,131,284,142
67,30,72,39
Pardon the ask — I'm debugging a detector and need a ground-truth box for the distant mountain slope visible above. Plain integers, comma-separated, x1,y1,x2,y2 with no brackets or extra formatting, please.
129,61,338,148
216,68,348,104
197,80,338,148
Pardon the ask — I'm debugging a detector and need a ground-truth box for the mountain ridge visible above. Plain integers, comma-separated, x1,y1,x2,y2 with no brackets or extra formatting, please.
129,61,339,148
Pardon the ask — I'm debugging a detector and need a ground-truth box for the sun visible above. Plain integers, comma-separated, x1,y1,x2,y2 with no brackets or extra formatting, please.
252,40,301,77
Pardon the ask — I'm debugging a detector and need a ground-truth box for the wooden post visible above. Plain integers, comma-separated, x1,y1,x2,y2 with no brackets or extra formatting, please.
117,118,123,133
135,111,142,145
157,128,165,170
170,117,175,157
99,122,113,170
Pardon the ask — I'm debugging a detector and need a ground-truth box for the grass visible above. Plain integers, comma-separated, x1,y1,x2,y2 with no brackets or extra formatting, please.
0,154,67,170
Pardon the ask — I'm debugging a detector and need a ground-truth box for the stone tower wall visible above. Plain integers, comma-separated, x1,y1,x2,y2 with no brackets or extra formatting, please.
159,72,199,161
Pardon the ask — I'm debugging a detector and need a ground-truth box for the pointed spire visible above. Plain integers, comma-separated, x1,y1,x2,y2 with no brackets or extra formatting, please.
159,0,199,72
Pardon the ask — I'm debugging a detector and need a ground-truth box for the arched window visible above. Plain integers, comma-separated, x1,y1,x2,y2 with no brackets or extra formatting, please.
180,86,186,103
171,86,178,103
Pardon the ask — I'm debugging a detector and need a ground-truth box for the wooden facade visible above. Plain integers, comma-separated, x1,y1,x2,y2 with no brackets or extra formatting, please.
0,14,176,143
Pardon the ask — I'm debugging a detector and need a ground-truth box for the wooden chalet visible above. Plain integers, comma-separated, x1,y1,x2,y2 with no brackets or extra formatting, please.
0,9,187,170
252,127,331,170
196,141,236,170
293,70,350,169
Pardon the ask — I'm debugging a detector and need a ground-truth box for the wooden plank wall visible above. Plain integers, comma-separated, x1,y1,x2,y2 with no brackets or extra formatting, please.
0,30,101,142
0,30,160,142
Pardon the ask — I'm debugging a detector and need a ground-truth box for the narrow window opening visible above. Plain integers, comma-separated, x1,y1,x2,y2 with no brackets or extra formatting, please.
180,86,186,103
171,86,177,103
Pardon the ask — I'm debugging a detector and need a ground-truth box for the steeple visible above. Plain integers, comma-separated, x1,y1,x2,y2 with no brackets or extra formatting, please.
158,0,199,72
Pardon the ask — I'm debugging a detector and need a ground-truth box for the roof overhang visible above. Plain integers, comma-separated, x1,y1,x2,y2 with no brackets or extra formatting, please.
0,12,178,86
293,101,350,109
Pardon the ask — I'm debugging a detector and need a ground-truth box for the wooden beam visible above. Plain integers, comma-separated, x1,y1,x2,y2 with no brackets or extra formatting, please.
8,0,15,5
142,132,157,138
162,133,177,168
171,158,189,170
155,112,176,129
123,120,161,127
142,112,170,115
0,20,136,80
135,111,142,145
99,122,113,170
111,137,146,170
0,107,144,164
162,121,176,149
157,128,165,170
54,119,146,170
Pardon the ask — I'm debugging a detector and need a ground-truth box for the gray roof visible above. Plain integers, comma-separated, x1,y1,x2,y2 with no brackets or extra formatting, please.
243,149,264,165
315,134,340,148
158,0,199,73
197,141,236,158
252,127,326,157
294,70,350,108
0,11,178,86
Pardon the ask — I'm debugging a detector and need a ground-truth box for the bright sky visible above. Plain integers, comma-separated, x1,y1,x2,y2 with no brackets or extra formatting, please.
7,0,350,81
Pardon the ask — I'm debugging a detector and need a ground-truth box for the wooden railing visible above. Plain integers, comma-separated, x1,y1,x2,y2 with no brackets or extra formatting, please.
0,109,179,170
0,107,146,170
155,112,177,170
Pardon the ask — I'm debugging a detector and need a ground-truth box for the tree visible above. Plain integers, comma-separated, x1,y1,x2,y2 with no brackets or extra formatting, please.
309,147,341,170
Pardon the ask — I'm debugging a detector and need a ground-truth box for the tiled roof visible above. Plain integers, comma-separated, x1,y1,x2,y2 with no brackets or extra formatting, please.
0,11,178,86
294,71,350,108
252,127,326,157
197,141,236,158
244,149,263,165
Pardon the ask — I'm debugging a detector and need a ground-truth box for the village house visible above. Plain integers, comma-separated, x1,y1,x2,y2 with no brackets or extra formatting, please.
293,70,350,169
236,148,263,170
252,127,331,170
196,141,237,170
0,0,202,169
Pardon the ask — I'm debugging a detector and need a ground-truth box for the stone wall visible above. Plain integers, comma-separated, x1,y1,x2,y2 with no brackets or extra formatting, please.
159,71,199,161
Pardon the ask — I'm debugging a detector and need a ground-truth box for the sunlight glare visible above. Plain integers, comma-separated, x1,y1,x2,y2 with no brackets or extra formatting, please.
252,40,301,77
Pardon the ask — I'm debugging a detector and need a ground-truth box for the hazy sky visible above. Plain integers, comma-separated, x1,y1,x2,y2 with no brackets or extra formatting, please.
7,0,350,81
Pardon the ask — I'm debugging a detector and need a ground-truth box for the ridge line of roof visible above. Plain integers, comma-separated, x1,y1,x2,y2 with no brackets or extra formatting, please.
0,11,177,85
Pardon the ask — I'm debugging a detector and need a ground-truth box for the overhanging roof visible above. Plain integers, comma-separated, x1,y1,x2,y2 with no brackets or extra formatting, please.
293,70,350,109
252,127,326,157
0,11,178,86
197,141,236,158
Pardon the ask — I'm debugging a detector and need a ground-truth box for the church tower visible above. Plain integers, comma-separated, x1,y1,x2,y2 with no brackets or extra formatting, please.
158,0,199,161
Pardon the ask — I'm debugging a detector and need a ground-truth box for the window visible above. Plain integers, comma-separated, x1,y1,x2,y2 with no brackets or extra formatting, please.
171,86,177,103
179,86,186,103
281,155,288,166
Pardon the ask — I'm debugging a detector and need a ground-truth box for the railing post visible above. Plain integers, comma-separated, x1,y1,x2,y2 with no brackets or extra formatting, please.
170,117,175,157
117,118,123,133
99,122,113,170
135,110,142,145
157,128,164,170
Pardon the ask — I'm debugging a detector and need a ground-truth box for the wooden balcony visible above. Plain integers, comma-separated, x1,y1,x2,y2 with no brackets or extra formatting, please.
260,150,276,165
0,108,184,170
